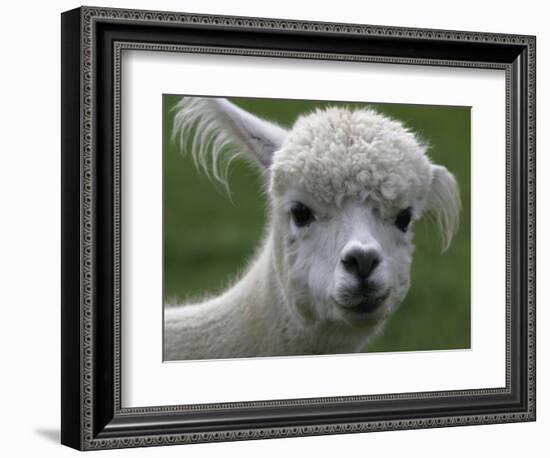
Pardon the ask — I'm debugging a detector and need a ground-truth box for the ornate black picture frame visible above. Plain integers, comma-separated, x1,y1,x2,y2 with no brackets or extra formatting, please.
61,6,536,450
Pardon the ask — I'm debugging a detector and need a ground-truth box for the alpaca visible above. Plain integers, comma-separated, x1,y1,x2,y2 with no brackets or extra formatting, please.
164,97,460,361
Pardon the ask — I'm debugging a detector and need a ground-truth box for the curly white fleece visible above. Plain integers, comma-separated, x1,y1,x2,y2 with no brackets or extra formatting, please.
271,107,433,216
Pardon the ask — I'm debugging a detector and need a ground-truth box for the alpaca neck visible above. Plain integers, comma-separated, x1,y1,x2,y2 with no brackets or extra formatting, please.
164,232,375,360
224,235,296,350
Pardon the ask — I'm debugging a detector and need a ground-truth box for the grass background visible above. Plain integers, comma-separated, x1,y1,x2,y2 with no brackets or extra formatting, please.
163,95,471,352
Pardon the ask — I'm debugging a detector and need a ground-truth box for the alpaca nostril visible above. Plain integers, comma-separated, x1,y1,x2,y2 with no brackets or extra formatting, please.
341,247,381,280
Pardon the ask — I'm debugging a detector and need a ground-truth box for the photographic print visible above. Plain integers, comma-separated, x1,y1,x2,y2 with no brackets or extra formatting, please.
163,96,471,361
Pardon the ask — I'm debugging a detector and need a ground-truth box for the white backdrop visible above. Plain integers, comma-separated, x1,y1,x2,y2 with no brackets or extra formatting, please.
0,0,546,457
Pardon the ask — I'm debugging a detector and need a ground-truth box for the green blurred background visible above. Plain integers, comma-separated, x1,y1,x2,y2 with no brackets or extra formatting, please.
163,95,471,353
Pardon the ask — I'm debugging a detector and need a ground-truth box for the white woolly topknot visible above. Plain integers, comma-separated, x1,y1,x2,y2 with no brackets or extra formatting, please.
270,107,433,216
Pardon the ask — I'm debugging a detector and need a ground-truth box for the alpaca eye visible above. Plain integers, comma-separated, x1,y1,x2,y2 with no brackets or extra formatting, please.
395,208,412,232
290,203,315,228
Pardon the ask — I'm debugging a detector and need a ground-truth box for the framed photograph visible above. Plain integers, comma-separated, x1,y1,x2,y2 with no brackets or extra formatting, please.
61,6,536,450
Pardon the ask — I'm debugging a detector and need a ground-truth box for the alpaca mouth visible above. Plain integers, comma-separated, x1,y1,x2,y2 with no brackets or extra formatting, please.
336,288,389,316
348,298,384,314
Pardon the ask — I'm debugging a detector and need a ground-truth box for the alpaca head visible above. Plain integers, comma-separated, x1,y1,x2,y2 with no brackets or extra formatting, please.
173,97,460,331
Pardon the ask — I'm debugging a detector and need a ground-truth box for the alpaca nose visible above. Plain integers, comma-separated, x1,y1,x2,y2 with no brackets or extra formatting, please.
341,246,381,280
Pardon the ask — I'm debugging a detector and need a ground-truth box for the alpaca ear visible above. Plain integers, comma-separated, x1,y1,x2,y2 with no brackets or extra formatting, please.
172,97,287,185
426,164,461,251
